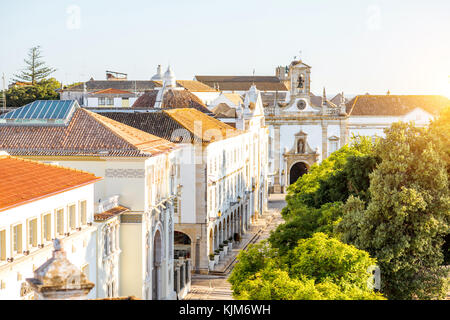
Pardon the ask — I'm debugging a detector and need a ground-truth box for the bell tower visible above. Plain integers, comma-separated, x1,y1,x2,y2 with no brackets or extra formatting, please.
289,60,311,98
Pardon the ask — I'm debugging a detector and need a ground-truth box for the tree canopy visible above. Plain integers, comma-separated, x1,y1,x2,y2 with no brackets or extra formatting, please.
337,122,450,299
230,234,385,300
13,46,56,85
5,78,60,109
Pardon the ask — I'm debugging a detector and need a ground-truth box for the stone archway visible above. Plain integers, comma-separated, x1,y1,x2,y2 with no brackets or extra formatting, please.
289,162,308,185
174,231,192,259
152,230,162,300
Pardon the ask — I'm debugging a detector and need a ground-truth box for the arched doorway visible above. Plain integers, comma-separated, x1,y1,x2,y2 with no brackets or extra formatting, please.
174,231,191,259
152,230,162,300
289,162,308,185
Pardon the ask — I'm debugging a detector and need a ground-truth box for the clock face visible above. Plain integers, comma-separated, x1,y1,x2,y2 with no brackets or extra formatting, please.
296,99,306,110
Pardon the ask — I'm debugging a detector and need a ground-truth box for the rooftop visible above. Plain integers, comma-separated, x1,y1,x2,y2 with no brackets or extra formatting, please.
195,75,289,92
0,100,78,126
345,95,450,116
0,155,102,212
97,108,242,144
0,101,177,157
94,205,130,222
131,89,211,113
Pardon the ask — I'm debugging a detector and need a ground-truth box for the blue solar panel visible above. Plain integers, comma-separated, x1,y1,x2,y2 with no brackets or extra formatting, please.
0,100,79,125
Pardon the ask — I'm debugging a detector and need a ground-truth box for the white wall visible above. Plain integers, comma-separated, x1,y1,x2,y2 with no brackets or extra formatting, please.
0,184,97,300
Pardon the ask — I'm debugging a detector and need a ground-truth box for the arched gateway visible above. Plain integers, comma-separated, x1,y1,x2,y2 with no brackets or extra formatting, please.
289,162,308,185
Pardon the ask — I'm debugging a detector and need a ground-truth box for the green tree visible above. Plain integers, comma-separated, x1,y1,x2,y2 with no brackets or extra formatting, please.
6,78,60,108
232,234,385,300
269,202,343,254
337,122,450,300
284,135,378,214
13,46,56,85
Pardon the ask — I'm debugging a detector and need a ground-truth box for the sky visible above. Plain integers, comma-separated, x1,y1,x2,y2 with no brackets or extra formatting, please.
0,0,449,97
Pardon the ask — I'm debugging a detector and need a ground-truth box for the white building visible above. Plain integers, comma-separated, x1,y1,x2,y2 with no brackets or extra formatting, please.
0,154,101,300
95,106,264,276
0,100,181,300
61,67,220,109
197,59,449,192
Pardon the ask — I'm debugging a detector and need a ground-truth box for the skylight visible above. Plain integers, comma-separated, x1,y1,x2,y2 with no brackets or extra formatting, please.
0,100,79,126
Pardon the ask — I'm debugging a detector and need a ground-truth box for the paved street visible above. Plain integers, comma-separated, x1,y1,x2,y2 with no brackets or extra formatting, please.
184,194,286,300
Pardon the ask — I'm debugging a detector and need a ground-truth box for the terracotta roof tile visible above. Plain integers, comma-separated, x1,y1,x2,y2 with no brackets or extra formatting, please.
97,108,242,144
346,95,450,116
0,107,177,157
163,108,242,143
97,112,192,142
195,76,288,91
0,156,102,212
62,80,160,92
131,89,211,113
90,88,134,95
94,205,129,221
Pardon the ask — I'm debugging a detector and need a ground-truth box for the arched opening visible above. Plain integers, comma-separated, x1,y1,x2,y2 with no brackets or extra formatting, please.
214,225,218,250
174,231,191,259
152,230,162,300
289,162,308,185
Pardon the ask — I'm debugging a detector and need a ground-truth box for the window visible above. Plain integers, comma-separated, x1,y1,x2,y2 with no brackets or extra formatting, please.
98,97,106,106
0,230,6,261
28,219,38,248
80,200,87,225
69,204,76,230
12,224,22,255
56,209,64,236
106,98,114,106
328,138,339,156
42,213,52,242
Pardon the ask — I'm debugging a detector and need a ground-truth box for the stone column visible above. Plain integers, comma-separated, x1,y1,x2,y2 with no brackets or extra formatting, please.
321,122,328,161
273,125,282,193
340,118,348,146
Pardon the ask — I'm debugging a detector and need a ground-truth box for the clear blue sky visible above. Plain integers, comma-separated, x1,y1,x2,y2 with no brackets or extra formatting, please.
1,0,449,96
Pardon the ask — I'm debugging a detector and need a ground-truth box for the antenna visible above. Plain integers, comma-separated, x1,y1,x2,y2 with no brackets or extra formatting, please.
0,73,6,112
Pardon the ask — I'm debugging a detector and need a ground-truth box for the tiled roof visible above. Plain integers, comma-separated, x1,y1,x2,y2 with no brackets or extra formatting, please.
195,76,289,91
90,88,134,95
345,95,450,116
0,155,102,212
94,205,129,221
260,91,289,108
131,89,211,113
223,93,243,106
97,111,191,142
63,80,160,92
212,103,237,118
164,108,242,143
98,108,242,144
152,80,217,92
0,106,177,157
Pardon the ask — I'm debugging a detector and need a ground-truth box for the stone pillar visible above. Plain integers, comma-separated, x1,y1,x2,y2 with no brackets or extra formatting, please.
321,122,328,161
273,125,282,193
340,118,348,146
